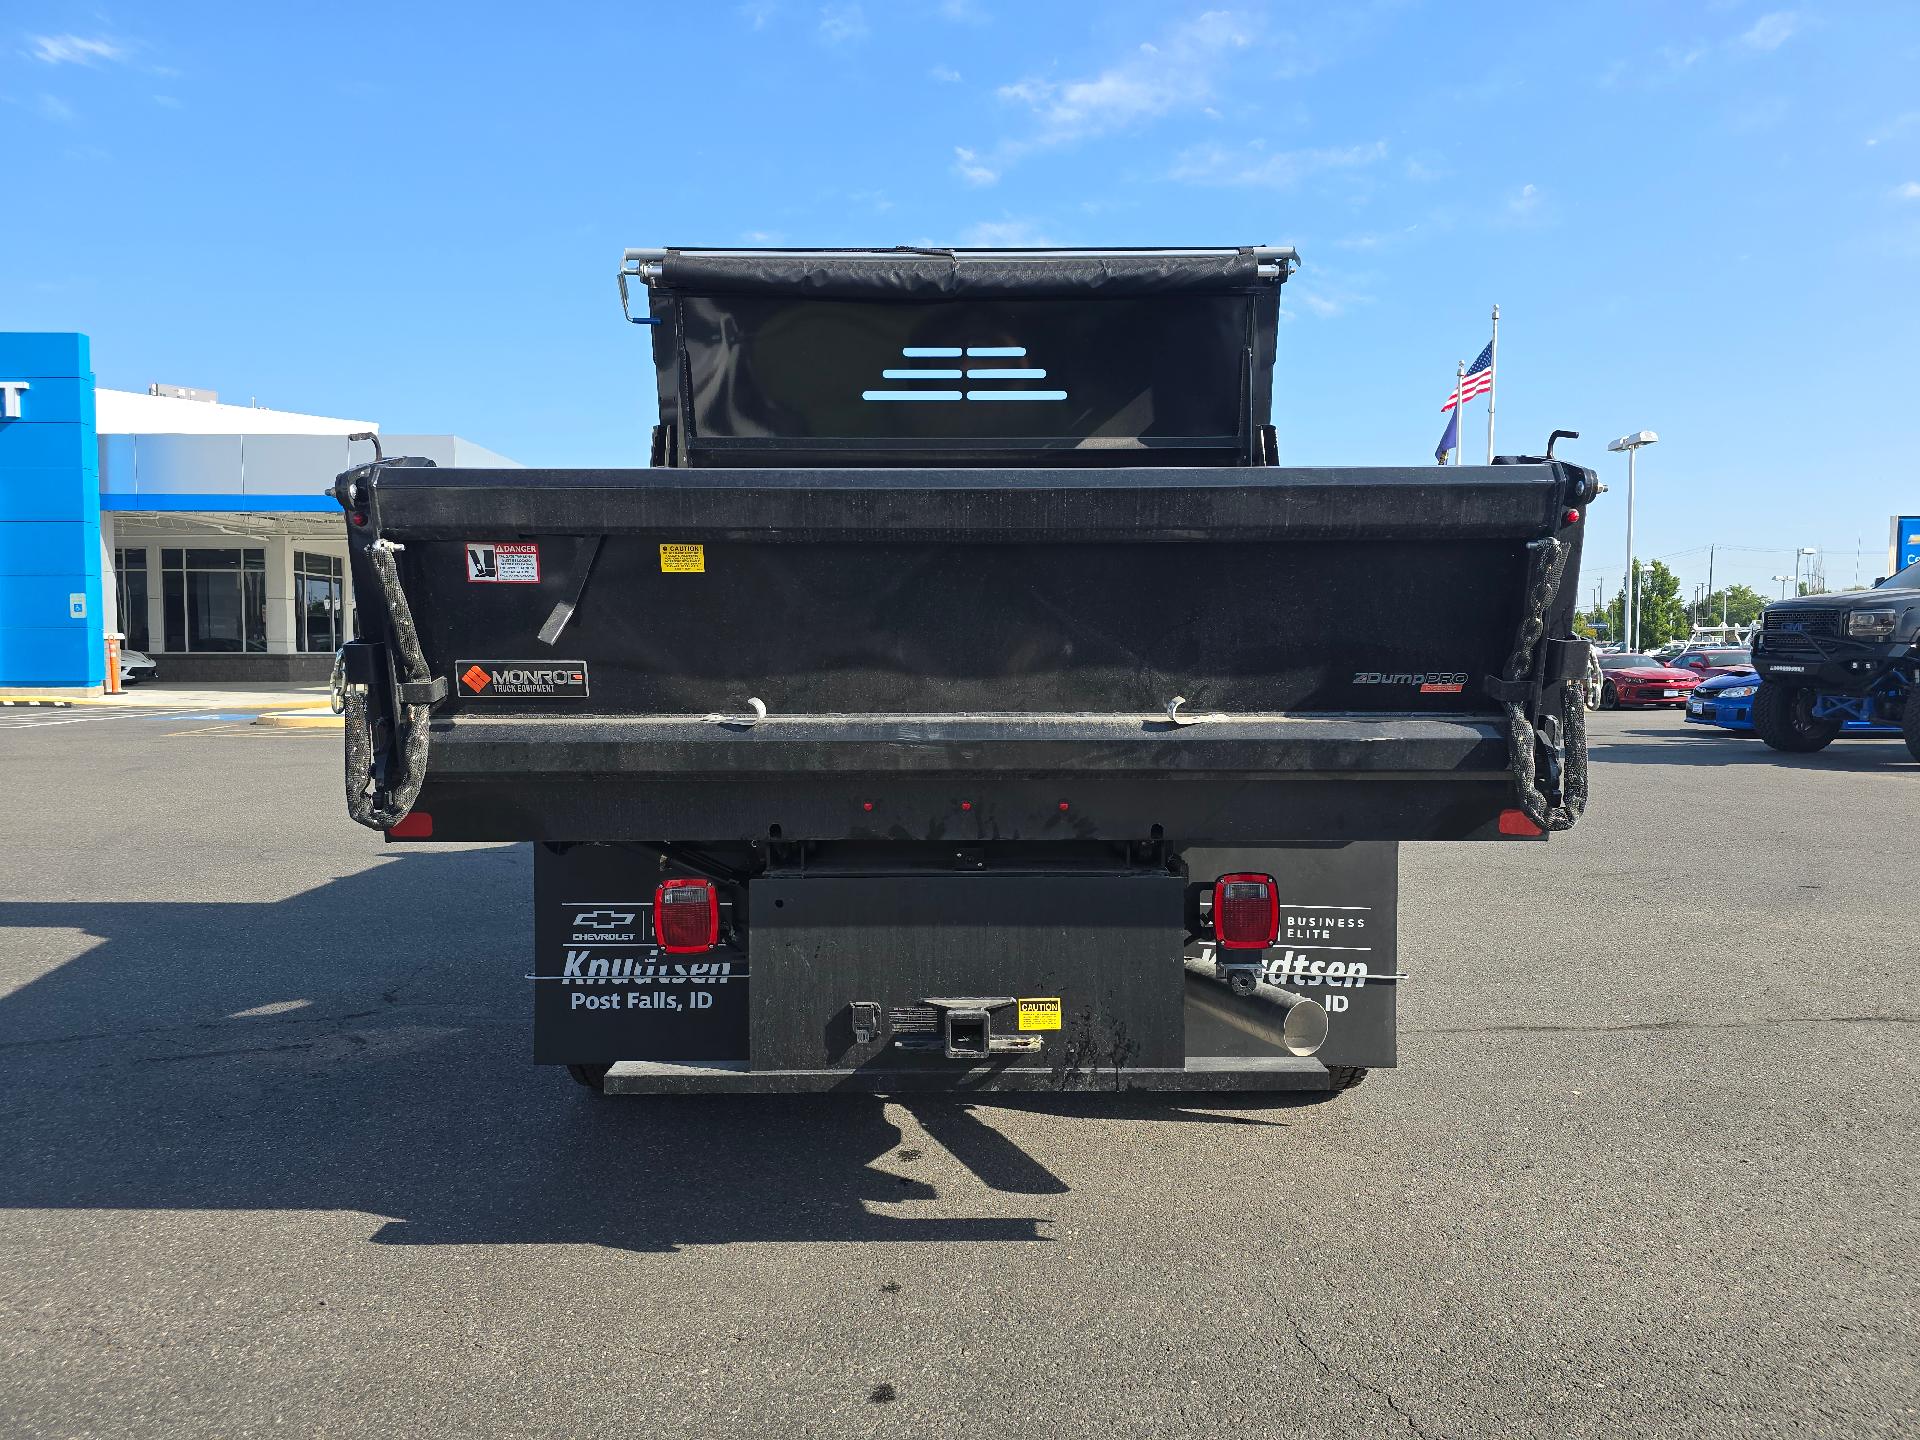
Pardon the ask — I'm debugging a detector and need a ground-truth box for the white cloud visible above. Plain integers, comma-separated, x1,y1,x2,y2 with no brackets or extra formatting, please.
1168,139,1386,189
27,33,126,66
818,3,869,44
959,218,1053,246
1738,11,1798,51
1866,112,1920,147
994,9,1257,151
930,64,962,83
1896,182,1920,201
952,145,998,186
741,230,784,243
1507,182,1540,217
37,93,76,122
739,1,779,29
935,0,989,22
153,94,182,108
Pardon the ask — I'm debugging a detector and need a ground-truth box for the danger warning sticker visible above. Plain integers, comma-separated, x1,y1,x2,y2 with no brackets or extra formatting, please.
467,542,540,583
659,543,705,574
456,661,589,698
1016,998,1062,1032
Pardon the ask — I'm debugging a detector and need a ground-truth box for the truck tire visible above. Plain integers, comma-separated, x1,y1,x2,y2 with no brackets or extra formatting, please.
1325,1065,1368,1093
1904,696,1920,763
1752,684,1840,753
567,1063,612,1093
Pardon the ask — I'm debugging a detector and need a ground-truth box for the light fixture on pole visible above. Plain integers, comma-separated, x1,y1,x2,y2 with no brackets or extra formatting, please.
1772,574,1793,600
1794,546,1817,596
1607,431,1659,651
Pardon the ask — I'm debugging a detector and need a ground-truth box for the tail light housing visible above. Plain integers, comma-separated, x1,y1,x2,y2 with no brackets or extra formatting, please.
1212,873,1279,949
654,877,719,953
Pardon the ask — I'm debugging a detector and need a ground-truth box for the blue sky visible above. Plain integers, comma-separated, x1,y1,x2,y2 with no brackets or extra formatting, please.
6,1,1919,602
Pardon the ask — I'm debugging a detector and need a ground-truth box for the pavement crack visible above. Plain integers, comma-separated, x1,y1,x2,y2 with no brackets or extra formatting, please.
140,1042,316,1063
1288,1314,1442,1440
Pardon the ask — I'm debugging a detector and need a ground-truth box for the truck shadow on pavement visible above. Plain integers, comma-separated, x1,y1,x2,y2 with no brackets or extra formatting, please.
0,849,1291,1255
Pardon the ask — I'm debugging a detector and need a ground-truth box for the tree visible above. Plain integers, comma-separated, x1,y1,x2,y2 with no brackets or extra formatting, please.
1697,583,1766,631
1602,558,1689,650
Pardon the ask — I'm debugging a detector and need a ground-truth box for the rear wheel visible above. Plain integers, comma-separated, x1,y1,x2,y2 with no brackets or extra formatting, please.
1903,694,1920,762
1325,1065,1368,1093
1753,683,1841,753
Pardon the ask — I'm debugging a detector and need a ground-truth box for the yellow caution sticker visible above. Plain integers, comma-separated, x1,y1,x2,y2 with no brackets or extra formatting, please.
1017,997,1062,1032
660,543,705,574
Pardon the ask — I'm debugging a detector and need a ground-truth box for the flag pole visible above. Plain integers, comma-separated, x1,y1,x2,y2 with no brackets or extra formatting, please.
1455,360,1466,465
1486,303,1499,463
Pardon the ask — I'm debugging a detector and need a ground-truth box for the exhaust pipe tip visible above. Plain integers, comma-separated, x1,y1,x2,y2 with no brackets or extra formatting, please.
1281,998,1329,1057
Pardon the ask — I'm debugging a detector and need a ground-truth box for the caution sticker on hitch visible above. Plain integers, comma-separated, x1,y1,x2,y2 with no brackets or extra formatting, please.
1017,998,1062,1031
456,661,589,698
659,543,705,574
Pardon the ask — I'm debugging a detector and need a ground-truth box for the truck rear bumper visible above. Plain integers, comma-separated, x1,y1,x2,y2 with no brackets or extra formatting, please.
600,1056,1337,1095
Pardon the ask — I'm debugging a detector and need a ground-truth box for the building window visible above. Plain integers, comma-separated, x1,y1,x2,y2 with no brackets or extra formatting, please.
113,547,149,652
295,551,345,653
161,547,266,653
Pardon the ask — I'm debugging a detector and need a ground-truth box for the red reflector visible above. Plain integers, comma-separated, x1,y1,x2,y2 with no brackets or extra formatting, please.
1564,508,1580,524
1498,808,1544,837
1212,872,1279,949
654,877,719,953
386,811,433,839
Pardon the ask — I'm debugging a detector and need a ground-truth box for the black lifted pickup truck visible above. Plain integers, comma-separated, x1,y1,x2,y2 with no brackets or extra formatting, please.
332,245,1598,1098
1750,558,1920,759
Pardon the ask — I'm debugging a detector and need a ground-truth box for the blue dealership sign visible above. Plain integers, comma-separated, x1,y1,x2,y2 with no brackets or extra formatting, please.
1895,516,1920,574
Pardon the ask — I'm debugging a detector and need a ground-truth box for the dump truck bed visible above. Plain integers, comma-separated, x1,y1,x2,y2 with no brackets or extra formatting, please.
342,459,1594,845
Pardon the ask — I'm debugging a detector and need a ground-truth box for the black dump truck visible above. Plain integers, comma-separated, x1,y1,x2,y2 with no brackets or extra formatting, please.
1749,561,1920,759
332,246,1597,1097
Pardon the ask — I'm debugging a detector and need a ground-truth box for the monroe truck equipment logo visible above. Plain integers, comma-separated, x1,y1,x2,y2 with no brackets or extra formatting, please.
456,661,589,697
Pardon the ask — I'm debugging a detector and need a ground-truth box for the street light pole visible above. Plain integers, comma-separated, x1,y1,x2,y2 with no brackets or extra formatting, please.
1772,574,1793,600
1607,432,1659,651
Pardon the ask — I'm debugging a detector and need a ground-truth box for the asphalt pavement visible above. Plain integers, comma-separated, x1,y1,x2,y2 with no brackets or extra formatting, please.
1,708,1915,1438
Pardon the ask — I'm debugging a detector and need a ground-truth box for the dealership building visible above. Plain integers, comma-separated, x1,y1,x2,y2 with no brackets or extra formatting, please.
0,332,515,695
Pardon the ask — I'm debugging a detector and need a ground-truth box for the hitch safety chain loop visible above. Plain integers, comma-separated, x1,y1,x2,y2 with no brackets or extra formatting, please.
344,538,437,831
1498,535,1588,833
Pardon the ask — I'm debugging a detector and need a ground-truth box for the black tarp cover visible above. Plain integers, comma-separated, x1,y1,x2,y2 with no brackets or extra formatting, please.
654,248,1270,299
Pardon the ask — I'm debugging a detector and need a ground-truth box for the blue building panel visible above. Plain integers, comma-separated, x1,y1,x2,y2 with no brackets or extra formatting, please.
0,466,99,523
0,332,91,378
0,521,100,575
0,331,103,691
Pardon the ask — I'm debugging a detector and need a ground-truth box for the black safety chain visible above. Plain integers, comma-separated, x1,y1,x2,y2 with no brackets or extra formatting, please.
343,540,435,831
1497,535,1588,832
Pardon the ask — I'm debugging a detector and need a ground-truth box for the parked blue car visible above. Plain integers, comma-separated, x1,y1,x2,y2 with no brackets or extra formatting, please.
1686,671,1900,735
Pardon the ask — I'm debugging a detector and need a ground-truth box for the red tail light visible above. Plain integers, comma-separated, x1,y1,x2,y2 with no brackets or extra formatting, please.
654,877,719,953
1497,808,1544,837
1212,873,1279,949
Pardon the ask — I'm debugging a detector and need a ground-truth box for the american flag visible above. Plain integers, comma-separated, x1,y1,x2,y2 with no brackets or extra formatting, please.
1441,341,1495,411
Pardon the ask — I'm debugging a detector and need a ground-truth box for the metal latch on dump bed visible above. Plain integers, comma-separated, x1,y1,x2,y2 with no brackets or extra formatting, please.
865,997,1045,1060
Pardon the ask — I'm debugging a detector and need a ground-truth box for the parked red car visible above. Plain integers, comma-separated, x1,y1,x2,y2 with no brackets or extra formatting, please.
1597,653,1703,708
1666,647,1754,680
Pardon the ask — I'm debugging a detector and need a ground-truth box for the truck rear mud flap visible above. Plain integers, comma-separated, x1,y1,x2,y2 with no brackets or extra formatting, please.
536,841,1396,1094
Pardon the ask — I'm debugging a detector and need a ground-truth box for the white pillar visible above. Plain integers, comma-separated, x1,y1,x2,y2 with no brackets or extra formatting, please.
264,524,297,654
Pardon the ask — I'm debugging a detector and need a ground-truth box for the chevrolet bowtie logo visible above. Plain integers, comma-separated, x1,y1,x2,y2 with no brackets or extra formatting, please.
573,910,635,928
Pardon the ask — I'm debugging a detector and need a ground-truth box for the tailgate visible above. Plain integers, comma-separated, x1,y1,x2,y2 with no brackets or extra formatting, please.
339,462,1595,843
